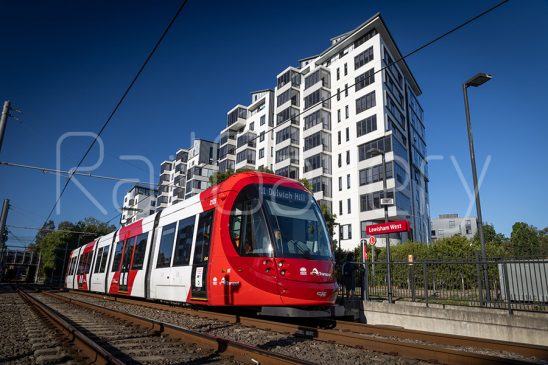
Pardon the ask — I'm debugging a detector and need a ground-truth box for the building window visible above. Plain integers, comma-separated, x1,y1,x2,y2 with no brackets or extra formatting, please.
249,122,254,131
359,161,394,186
340,224,352,240
338,176,342,191
356,114,377,137
354,46,374,70
338,153,342,167
347,199,351,214
360,190,395,212
303,109,331,130
356,91,375,114
345,84,348,97
358,136,392,161
346,150,350,165
336,68,340,80
339,200,343,215
337,109,341,123
337,88,340,101
338,131,341,145
259,148,264,159
347,174,351,189
344,63,348,76
346,127,349,142
260,131,265,142
355,68,375,92
345,105,349,119
260,115,265,125
354,28,377,49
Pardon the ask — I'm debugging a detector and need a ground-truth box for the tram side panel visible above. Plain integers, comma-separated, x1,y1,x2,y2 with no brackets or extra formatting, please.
89,233,115,293
149,201,202,303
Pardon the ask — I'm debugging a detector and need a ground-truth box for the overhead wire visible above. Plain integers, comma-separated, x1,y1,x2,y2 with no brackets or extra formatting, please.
39,0,190,231
245,0,510,146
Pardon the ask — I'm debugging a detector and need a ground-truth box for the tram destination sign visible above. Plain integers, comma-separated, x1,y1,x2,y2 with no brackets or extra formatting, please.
366,220,410,235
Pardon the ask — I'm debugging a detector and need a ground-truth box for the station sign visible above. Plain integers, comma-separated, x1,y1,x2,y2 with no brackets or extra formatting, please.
366,220,410,235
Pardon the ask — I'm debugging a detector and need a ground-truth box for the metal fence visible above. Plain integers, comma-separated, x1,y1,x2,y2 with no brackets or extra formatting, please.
337,257,548,314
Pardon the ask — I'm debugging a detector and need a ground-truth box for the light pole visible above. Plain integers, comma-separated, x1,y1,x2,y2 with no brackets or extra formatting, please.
463,72,492,304
371,148,392,303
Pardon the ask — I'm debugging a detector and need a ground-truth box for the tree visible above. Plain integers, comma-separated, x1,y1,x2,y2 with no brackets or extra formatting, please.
209,166,274,186
35,217,116,282
472,223,506,245
299,178,312,191
510,222,540,257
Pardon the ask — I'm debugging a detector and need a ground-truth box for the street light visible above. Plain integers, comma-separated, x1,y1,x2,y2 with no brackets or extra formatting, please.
370,147,393,303
463,72,492,304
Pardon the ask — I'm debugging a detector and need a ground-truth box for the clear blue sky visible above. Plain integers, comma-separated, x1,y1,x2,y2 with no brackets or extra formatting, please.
1,0,547,247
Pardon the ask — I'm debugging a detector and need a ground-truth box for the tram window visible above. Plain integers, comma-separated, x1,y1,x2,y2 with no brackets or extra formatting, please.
193,210,214,264
99,247,109,273
131,232,149,270
93,247,104,273
84,252,93,273
173,217,195,267
78,253,87,274
157,223,176,268
111,241,124,272
230,198,273,257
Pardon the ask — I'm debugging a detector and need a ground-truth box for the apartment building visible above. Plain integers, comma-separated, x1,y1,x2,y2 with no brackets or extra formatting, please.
219,13,431,249
220,90,276,173
431,214,477,241
157,148,189,211
120,185,158,225
156,139,218,212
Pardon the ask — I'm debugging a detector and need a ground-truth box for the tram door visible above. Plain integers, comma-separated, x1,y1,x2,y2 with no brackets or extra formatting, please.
119,237,136,293
191,210,214,300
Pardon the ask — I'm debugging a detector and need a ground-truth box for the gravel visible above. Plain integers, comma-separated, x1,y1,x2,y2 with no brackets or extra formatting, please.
56,291,431,365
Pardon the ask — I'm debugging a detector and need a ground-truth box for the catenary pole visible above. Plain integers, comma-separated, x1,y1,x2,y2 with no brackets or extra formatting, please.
0,101,11,154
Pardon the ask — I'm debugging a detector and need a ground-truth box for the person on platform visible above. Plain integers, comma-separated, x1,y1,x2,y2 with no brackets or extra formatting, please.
343,252,356,298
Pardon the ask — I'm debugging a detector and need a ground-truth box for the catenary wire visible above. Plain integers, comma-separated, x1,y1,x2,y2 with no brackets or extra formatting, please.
0,160,180,188
245,0,510,146
39,0,189,232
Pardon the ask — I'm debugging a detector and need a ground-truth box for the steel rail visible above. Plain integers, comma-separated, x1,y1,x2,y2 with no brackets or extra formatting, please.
18,290,125,365
64,290,547,364
44,291,313,365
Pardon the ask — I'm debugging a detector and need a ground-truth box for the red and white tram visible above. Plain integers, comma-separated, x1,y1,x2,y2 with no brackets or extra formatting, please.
65,172,338,314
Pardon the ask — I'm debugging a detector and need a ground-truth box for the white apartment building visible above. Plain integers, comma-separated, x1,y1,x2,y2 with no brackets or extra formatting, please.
184,139,219,199
156,139,218,211
120,185,158,225
157,148,189,211
431,214,477,241
220,90,276,173
218,13,431,249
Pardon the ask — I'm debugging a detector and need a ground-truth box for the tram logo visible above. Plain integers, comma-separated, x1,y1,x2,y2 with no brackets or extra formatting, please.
299,267,307,276
311,268,330,277
316,291,327,297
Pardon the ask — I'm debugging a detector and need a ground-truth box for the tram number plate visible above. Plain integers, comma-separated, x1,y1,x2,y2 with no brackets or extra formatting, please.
195,267,203,288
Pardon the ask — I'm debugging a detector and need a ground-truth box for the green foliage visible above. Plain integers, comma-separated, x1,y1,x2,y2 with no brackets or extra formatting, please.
298,178,312,191
472,223,507,245
209,166,275,186
35,217,115,281
510,222,541,256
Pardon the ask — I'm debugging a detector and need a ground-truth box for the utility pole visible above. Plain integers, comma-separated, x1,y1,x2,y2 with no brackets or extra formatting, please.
0,101,11,154
0,199,10,281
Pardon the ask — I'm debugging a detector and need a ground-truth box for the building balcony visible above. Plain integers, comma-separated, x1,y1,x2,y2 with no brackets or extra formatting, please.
227,106,248,129
220,130,237,146
236,132,257,149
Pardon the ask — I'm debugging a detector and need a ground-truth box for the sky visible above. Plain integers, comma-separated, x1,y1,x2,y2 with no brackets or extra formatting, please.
1,0,547,247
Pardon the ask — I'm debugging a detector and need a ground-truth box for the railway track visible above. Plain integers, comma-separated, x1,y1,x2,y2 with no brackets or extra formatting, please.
21,290,314,365
60,289,548,364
